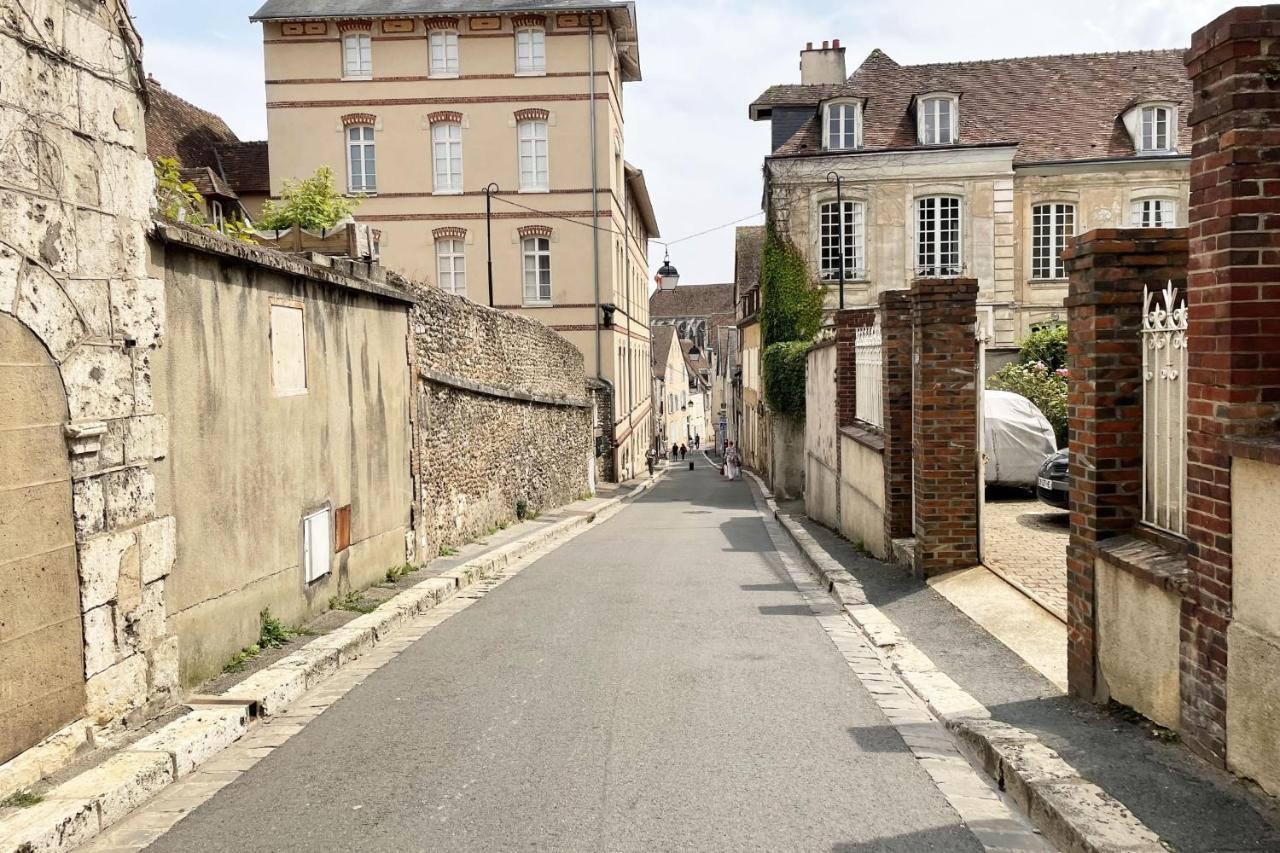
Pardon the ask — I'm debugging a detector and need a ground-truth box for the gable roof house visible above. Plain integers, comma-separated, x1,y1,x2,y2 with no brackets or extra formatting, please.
749,41,1192,351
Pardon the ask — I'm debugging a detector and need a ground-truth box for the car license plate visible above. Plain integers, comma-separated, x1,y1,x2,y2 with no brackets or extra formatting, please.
1037,477,1053,490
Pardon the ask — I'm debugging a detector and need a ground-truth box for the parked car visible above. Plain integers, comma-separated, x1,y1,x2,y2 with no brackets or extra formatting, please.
1036,448,1070,509
984,390,1058,488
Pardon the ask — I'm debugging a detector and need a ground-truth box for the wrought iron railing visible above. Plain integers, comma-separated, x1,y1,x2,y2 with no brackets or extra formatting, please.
855,319,884,429
1141,281,1189,535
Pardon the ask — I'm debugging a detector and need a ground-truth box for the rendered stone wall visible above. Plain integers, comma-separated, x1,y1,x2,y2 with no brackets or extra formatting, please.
0,0,178,731
805,341,838,529
840,434,888,559
1096,559,1183,731
407,281,591,557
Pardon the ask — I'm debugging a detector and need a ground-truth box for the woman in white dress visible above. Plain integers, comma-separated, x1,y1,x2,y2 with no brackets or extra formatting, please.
724,442,741,481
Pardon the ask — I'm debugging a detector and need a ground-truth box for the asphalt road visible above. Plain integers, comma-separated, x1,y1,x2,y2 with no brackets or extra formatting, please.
143,465,985,852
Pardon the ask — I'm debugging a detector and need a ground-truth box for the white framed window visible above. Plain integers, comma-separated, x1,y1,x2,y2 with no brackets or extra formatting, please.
1030,202,1076,280
210,200,225,232
515,27,546,74
303,507,332,583
269,301,307,396
346,125,376,193
823,101,861,151
436,238,466,296
1140,105,1174,153
819,200,865,280
429,30,459,77
431,122,463,193
916,196,962,277
522,237,552,303
1132,198,1178,228
342,32,372,78
518,120,549,191
917,94,957,145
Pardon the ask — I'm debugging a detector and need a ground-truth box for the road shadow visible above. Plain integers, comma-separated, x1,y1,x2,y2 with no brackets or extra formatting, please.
831,824,986,852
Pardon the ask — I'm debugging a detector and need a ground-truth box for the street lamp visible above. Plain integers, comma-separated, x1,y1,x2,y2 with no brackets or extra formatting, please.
484,182,500,307
656,248,680,291
826,171,846,310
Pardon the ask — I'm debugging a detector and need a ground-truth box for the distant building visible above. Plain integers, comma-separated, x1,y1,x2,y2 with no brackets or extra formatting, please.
650,282,735,447
733,226,766,471
750,42,1191,357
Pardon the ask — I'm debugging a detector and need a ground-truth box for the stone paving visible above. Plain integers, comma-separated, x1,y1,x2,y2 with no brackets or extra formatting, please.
982,495,1069,622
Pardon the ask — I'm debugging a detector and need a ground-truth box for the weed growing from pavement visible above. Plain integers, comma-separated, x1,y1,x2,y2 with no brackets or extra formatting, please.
1,789,42,808
329,590,377,614
439,546,459,557
223,609,298,673
1108,701,1179,743
384,563,419,584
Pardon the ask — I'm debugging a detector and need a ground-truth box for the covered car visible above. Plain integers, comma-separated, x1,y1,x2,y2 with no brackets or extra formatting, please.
983,390,1058,487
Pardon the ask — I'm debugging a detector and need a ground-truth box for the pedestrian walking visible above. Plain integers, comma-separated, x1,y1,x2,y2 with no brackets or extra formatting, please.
694,434,701,450
724,442,741,480
680,444,688,461
645,447,656,477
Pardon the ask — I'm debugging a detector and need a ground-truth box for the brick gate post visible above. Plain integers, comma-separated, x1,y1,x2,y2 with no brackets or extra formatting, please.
1061,229,1189,702
880,291,914,547
1183,6,1280,764
910,278,979,577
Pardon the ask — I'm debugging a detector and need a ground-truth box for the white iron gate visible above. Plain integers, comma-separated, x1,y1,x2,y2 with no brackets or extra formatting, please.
1142,281,1188,535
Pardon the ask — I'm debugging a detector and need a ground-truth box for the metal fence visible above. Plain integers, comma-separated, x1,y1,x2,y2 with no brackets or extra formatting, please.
855,319,884,429
1141,281,1188,535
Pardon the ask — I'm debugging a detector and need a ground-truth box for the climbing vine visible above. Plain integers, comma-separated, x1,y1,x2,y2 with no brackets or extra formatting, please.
760,227,825,418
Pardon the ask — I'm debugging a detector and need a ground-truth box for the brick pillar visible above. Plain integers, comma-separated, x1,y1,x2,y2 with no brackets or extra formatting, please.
834,309,876,429
1183,7,1280,763
881,291,913,546
1062,229,1189,702
911,278,979,576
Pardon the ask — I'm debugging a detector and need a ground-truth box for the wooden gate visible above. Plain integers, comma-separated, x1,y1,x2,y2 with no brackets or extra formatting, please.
0,314,86,763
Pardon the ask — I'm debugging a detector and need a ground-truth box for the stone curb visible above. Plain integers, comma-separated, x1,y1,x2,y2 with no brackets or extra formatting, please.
744,472,1165,853
0,476,660,853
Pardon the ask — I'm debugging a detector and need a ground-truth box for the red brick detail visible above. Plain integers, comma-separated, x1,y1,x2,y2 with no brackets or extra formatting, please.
880,290,913,544
910,278,979,576
1062,228,1189,703
432,227,467,241
337,19,373,33
340,112,376,127
834,309,875,430
424,17,461,31
518,225,553,239
1181,6,1280,765
512,14,547,29
514,108,551,122
427,110,463,125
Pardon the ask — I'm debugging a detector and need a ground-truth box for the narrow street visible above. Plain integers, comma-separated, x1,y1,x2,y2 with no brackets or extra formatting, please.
89,465,1039,853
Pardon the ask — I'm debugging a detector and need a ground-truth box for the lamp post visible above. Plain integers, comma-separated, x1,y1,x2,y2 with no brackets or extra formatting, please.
656,248,680,291
826,171,846,310
484,182,499,307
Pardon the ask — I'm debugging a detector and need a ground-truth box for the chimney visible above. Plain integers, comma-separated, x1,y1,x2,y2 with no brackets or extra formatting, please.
800,38,847,85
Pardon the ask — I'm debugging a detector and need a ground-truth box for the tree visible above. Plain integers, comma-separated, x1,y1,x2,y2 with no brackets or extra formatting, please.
256,166,360,231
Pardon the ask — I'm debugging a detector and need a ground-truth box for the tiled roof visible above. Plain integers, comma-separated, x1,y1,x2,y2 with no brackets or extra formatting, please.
180,167,236,200
145,79,270,199
216,141,271,194
651,325,675,381
735,226,765,297
753,48,1193,165
649,283,735,319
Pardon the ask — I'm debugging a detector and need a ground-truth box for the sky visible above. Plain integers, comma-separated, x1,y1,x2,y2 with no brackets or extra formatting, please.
128,0,1235,285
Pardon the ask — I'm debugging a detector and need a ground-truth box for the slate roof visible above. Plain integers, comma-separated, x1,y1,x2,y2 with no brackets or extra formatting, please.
734,226,765,297
651,325,676,381
649,283,735,320
753,48,1193,165
251,0,629,20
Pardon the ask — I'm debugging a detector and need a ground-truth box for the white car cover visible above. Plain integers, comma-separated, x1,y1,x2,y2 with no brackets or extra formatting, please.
983,390,1058,487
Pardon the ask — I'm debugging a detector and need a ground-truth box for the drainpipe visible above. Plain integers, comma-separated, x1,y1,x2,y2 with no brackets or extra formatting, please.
588,18,602,381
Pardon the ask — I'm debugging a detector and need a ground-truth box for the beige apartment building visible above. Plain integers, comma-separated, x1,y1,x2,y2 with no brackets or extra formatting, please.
251,0,657,480
750,43,1191,357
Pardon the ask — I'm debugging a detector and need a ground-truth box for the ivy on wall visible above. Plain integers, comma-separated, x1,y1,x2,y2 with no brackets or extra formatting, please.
760,228,825,419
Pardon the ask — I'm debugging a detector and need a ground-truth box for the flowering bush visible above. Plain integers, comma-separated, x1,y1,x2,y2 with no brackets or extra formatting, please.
1019,324,1068,371
988,362,1068,446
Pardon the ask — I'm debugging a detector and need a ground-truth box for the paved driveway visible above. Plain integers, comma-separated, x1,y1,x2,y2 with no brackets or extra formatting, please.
982,493,1069,621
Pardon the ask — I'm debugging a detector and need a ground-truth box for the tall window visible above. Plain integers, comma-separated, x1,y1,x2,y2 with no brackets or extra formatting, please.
342,32,372,78
436,239,466,296
515,27,546,74
1132,198,1177,228
823,101,860,151
819,200,865,280
1030,202,1076,280
916,196,961,276
522,237,552,303
432,122,463,192
918,95,956,145
518,120,549,190
346,125,376,193
1140,105,1173,152
429,31,459,77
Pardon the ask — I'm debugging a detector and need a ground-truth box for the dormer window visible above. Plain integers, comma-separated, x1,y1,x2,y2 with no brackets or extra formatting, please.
1124,102,1178,154
822,100,861,151
917,93,958,145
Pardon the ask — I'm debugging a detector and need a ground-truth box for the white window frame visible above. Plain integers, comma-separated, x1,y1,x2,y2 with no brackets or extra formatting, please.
915,195,962,277
431,122,463,194
346,124,377,194
1030,202,1076,281
517,120,550,192
1131,197,1178,228
269,301,308,397
210,199,225,232
917,93,958,145
522,236,552,303
303,507,332,584
342,32,373,79
428,30,460,77
818,199,866,281
515,27,546,75
1139,105,1175,153
436,238,466,297
823,100,861,151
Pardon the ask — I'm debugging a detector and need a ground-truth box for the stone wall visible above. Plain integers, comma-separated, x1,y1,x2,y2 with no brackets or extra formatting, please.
805,340,838,529
407,281,591,556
